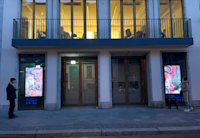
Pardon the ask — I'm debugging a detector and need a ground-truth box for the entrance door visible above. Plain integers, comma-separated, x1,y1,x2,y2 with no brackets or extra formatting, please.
62,58,98,106
111,57,147,105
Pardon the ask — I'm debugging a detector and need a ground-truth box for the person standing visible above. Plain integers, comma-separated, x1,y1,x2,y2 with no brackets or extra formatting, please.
181,77,193,112
6,78,19,119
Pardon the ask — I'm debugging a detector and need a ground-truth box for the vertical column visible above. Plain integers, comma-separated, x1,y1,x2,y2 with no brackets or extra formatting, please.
46,0,52,39
97,0,110,39
185,0,200,107
146,50,165,108
45,51,59,110
52,0,60,39
146,0,161,38
98,50,112,109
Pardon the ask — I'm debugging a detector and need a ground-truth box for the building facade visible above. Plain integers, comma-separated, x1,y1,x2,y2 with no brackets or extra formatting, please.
0,0,199,111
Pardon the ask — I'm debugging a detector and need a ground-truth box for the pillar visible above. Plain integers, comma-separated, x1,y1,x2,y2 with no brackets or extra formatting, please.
97,0,110,39
45,51,59,110
98,50,112,109
146,0,161,38
147,50,165,108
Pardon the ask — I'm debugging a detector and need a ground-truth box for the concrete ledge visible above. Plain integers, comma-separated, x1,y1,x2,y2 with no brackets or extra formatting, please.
158,126,200,134
35,129,101,138
44,103,58,110
0,105,9,112
102,128,159,136
99,102,112,109
149,101,165,108
0,131,36,138
192,100,200,107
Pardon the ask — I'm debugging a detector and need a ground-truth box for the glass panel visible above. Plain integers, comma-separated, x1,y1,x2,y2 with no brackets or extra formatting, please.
82,59,96,105
86,0,97,39
123,0,134,38
160,0,171,38
110,0,121,39
35,0,46,39
18,54,45,110
112,59,126,104
60,0,72,39
21,0,33,38
135,0,146,38
171,0,183,38
65,59,79,105
73,0,84,38
128,59,141,103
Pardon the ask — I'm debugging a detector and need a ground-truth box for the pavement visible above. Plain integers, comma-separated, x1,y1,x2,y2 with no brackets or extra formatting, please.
0,105,200,138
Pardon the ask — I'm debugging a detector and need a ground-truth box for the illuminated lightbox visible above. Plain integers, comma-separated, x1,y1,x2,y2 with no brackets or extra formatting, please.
25,67,43,97
164,65,181,94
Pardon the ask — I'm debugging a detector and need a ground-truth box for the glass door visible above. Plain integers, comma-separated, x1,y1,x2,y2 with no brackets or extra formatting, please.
62,58,97,106
112,57,147,105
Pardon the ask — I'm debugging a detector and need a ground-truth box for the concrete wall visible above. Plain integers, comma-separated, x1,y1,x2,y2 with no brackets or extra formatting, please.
0,0,200,111
0,0,19,111
184,0,200,106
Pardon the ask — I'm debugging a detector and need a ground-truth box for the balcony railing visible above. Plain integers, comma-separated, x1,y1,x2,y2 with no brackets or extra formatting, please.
13,18,192,39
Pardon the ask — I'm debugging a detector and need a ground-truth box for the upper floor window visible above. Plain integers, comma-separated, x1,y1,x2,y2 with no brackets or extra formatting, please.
160,0,183,38
21,0,46,39
60,0,97,39
110,0,146,39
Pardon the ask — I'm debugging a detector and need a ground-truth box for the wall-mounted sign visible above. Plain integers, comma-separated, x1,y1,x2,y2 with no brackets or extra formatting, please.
25,67,43,97
164,65,181,94
26,98,37,105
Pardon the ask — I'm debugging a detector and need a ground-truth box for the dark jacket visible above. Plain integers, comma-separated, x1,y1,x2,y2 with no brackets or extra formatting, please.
6,83,17,100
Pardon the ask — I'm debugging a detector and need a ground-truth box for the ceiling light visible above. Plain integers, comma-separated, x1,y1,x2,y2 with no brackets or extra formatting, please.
71,60,76,64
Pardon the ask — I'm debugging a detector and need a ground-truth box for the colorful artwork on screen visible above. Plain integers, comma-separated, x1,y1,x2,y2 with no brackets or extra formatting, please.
164,65,181,94
25,67,43,97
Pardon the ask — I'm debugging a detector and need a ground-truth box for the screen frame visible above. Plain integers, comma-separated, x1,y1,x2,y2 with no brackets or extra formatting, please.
164,64,182,95
25,67,44,97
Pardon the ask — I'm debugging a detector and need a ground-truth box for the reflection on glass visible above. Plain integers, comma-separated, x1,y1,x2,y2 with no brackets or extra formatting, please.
73,0,84,38
112,59,126,104
86,0,97,39
35,0,46,39
65,59,79,105
123,0,134,38
160,0,183,38
171,0,183,38
82,59,96,104
60,0,71,39
110,0,121,39
21,0,33,38
135,0,146,38
128,59,141,103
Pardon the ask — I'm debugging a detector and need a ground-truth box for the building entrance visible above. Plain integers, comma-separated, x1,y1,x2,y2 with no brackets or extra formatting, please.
111,57,147,105
62,58,98,106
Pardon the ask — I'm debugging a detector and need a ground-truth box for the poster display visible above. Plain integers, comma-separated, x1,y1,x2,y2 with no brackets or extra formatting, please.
164,65,181,94
25,67,43,97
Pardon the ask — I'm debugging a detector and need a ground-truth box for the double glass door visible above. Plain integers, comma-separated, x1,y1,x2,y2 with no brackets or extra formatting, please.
112,57,147,104
62,58,97,106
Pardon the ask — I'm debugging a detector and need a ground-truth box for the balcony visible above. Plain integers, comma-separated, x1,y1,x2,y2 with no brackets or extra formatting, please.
12,18,193,48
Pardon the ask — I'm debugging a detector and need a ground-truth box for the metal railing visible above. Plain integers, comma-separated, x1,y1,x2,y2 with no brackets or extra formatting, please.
13,18,192,39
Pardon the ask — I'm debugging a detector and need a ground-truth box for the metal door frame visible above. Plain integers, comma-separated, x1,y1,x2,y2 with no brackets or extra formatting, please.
61,57,98,107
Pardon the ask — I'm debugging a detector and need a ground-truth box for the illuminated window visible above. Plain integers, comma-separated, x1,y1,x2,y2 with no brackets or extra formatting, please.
21,0,46,39
60,0,97,39
160,0,183,38
110,0,146,39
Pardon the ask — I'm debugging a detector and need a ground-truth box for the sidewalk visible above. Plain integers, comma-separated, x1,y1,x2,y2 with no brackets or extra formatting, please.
0,106,200,137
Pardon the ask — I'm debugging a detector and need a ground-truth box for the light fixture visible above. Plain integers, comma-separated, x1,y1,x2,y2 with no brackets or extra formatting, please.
41,12,44,15
71,60,76,65
36,65,41,68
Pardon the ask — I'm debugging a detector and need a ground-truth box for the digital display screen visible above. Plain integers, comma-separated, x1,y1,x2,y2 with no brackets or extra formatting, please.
25,67,43,97
164,65,181,94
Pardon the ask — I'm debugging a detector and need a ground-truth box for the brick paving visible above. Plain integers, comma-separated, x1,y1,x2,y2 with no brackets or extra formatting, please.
0,106,200,131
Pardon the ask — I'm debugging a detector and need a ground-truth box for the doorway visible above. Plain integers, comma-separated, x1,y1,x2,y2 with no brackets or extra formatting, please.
111,57,147,105
62,58,98,107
